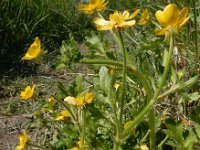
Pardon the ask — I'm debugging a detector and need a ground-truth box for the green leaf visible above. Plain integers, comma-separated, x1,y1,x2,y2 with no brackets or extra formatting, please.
163,118,184,147
170,66,177,85
75,75,84,94
99,66,115,96
57,82,69,97
195,123,200,139
188,92,200,102
88,106,105,119
190,106,200,124
183,128,198,149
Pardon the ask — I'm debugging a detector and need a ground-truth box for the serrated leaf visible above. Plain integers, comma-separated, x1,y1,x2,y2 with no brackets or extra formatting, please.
163,118,184,146
99,66,115,95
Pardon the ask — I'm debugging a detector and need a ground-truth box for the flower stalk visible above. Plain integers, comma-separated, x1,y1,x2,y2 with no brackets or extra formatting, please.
122,34,174,142
56,98,82,133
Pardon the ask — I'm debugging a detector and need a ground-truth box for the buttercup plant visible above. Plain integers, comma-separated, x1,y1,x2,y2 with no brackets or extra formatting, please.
16,2,199,150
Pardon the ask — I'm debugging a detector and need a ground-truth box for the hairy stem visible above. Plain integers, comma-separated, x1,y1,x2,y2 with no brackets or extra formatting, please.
123,34,174,142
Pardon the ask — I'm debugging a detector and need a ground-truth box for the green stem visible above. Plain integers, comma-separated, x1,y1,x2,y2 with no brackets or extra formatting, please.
96,14,154,146
149,107,155,149
113,31,127,149
157,136,168,148
157,75,199,101
118,31,127,132
123,34,174,140
192,0,198,72
56,98,81,133
80,108,86,149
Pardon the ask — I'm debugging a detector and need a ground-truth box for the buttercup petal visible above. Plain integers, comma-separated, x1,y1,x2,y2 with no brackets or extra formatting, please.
129,9,140,20
177,7,189,26
94,18,114,30
155,28,168,35
155,4,178,26
119,20,136,28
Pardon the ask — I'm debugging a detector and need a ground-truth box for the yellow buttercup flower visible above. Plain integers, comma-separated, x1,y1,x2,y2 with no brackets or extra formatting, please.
48,96,55,106
64,96,78,105
16,131,28,150
64,92,95,107
114,83,120,91
84,92,95,104
20,85,35,100
55,110,71,121
124,120,135,134
70,138,88,150
94,9,140,31
21,37,42,60
70,147,80,150
140,144,149,150
139,9,149,25
155,4,189,36
79,0,108,14
75,96,85,107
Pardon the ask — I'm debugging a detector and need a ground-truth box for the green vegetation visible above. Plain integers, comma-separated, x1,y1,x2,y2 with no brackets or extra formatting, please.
0,0,93,74
0,0,199,150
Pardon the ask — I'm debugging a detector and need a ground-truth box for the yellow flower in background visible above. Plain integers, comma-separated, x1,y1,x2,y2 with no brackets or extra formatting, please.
114,83,120,91
70,139,88,150
70,147,80,150
75,96,85,107
94,9,140,31
16,131,28,150
64,92,95,107
79,0,108,14
84,92,95,104
140,144,149,150
139,9,149,25
64,96,77,105
77,139,88,149
20,85,35,100
155,4,189,36
21,37,42,60
48,96,55,106
124,120,135,134
55,110,71,121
